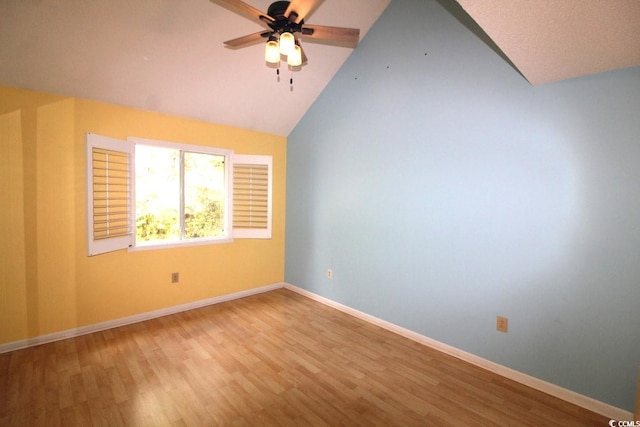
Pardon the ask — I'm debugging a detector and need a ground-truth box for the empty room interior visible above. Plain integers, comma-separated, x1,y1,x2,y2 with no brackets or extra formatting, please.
1,0,639,424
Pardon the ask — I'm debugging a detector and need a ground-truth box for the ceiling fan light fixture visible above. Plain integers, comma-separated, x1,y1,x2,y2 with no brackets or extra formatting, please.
214,0,361,84
287,44,302,67
279,31,295,56
265,39,280,64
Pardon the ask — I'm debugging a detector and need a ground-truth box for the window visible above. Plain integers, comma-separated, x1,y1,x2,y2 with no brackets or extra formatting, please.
132,138,230,247
86,133,272,256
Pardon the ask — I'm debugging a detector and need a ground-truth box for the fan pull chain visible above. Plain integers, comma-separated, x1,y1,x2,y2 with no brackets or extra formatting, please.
276,66,280,82
290,67,294,91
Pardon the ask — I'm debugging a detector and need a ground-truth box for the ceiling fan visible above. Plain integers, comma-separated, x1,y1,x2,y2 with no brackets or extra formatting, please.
210,0,360,69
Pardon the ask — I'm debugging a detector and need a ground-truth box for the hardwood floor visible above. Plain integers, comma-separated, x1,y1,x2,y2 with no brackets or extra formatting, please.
1,288,609,426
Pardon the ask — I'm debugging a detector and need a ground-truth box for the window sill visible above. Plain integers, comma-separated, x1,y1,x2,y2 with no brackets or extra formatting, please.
128,237,234,252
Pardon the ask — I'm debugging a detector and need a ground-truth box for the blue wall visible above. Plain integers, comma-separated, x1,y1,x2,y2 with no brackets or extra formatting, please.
285,0,640,411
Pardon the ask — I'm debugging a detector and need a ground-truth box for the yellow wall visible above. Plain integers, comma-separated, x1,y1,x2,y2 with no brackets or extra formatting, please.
0,85,286,345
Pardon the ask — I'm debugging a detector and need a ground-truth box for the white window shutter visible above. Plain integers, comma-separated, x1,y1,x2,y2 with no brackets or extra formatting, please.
86,133,134,256
232,154,272,239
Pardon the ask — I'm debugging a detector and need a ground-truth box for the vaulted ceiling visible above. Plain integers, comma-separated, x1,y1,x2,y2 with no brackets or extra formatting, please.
1,0,638,136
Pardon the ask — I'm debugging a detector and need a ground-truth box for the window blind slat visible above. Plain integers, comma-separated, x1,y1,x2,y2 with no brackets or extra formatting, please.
233,163,269,230
232,155,272,239
91,146,133,241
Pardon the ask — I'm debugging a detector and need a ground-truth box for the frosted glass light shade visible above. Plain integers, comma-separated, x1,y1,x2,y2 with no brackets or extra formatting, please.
265,40,280,64
287,44,302,67
279,32,295,56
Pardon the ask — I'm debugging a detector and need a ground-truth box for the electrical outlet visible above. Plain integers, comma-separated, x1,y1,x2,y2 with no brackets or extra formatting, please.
327,269,333,279
171,272,179,283
497,316,508,333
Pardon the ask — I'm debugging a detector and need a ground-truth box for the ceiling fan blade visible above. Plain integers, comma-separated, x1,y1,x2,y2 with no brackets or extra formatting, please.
301,25,360,48
209,0,273,28
223,31,269,49
285,0,325,23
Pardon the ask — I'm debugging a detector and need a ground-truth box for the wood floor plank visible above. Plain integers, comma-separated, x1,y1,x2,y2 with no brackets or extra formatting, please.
0,288,611,426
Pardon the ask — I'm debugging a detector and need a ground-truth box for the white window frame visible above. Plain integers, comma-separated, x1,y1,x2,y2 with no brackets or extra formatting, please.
86,133,272,256
128,137,233,251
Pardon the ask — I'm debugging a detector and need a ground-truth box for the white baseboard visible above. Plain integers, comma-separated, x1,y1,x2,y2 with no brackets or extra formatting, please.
0,282,284,355
283,282,633,421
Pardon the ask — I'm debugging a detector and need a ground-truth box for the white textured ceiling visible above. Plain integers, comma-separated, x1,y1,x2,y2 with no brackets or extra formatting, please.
1,1,638,136
456,0,640,85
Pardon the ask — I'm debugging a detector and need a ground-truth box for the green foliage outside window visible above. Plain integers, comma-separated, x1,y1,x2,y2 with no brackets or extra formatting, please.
135,206,179,242
135,145,225,243
184,189,224,238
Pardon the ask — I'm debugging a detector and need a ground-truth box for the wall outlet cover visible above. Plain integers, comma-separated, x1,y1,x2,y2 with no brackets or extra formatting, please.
497,316,508,333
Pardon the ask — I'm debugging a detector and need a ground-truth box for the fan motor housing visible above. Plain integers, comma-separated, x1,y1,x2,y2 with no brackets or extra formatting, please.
267,1,290,20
